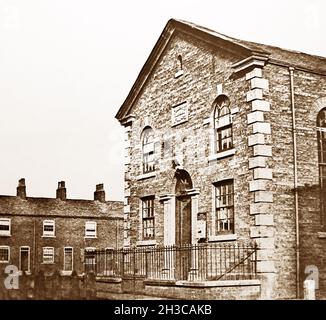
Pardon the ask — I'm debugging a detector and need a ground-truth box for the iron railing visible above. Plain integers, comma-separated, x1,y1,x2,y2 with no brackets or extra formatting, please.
84,242,257,281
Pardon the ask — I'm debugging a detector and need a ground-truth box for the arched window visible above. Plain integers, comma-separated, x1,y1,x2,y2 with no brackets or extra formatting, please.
317,108,326,225
142,127,155,173
214,96,233,153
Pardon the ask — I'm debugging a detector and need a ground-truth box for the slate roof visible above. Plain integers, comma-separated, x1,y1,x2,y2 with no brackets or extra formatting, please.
0,195,123,219
178,19,326,74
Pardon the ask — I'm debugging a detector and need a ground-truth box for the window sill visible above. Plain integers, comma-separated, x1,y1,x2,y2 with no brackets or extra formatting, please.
208,234,237,242
18,271,31,276
0,261,9,264
42,235,56,238
208,149,236,162
136,240,157,246
0,234,11,237
175,70,184,78
172,119,188,127
41,262,54,265
136,172,156,180
203,118,211,126
318,232,326,239
84,236,97,239
61,271,73,276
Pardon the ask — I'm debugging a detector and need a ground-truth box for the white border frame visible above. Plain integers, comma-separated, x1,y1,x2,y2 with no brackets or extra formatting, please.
42,220,55,237
63,246,73,272
0,245,10,263
0,218,11,237
42,246,54,264
85,221,97,238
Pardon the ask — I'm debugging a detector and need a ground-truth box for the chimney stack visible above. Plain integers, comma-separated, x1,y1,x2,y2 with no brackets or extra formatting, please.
17,178,26,199
94,183,105,202
56,181,66,201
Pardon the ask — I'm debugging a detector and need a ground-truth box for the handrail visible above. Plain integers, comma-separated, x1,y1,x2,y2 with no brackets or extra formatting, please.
216,247,257,280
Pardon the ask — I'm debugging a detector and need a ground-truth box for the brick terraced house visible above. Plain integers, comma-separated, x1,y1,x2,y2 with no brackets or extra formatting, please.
0,179,123,280
113,19,326,300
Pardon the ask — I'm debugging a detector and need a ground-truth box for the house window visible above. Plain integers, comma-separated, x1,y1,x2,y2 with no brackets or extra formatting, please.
141,197,155,240
214,96,233,153
85,221,97,238
142,127,155,173
214,180,234,235
317,108,326,226
42,247,54,264
63,247,73,272
0,218,11,236
19,247,30,272
85,248,96,272
43,220,55,237
0,246,10,263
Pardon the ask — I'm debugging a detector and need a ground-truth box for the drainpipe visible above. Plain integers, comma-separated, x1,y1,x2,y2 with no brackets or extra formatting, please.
33,218,36,273
289,67,300,299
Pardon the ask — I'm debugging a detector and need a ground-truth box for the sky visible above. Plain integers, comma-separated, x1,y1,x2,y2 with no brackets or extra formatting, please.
0,0,325,201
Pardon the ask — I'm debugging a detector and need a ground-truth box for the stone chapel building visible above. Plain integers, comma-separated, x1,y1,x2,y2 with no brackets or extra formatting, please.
115,19,326,299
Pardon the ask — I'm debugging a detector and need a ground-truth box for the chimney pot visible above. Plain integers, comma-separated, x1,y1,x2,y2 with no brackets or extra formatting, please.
96,183,104,191
17,178,26,199
56,181,67,201
58,181,65,188
94,183,105,202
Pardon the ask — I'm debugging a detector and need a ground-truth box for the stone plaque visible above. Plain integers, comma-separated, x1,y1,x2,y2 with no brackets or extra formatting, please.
172,102,188,126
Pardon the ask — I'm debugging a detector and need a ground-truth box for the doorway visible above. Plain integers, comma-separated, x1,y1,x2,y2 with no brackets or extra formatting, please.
20,247,30,273
174,169,193,280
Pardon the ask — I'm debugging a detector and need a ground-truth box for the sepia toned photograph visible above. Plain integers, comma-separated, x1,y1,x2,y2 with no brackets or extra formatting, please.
0,0,325,303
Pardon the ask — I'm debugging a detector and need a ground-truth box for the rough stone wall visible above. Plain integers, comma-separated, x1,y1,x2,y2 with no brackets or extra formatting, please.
144,282,261,300
264,63,326,299
125,33,254,247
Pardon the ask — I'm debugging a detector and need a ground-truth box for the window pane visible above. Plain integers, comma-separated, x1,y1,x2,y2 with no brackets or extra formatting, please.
143,128,155,173
142,197,155,239
0,219,10,235
0,248,9,262
214,97,233,153
85,222,96,237
219,104,230,117
85,249,96,272
317,109,326,128
43,221,55,236
317,108,326,225
215,181,234,234
43,247,54,263
216,125,233,152
64,248,73,271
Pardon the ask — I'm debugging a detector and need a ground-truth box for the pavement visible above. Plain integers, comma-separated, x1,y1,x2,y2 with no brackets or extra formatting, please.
98,292,175,300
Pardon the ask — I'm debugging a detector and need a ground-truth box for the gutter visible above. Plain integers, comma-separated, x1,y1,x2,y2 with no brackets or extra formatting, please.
33,217,36,273
271,60,326,77
289,66,300,299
